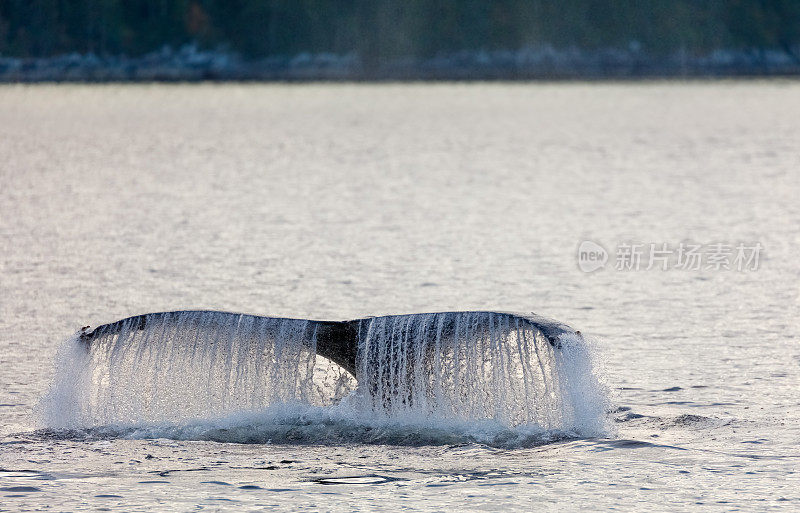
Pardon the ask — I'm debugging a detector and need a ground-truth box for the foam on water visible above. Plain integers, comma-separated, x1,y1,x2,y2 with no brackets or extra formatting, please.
37,311,608,446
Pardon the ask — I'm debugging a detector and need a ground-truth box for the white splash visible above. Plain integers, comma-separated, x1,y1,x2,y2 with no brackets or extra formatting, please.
38,311,609,443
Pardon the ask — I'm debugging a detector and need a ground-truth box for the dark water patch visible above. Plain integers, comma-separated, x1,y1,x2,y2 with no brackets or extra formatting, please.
668,414,713,427
457,470,529,482
614,411,648,422
2,468,120,481
600,439,655,449
238,485,262,490
1,486,42,492
267,488,298,492
662,386,683,392
95,494,123,498
477,481,518,486
587,439,688,451
649,401,736,407
728,453,800,461
138,480,169,484
313,474,402,485
153,467,211,477
229,465,280,470
616,412,724,430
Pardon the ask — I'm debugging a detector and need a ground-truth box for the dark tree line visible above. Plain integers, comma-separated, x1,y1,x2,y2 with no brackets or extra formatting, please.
2,1,799,62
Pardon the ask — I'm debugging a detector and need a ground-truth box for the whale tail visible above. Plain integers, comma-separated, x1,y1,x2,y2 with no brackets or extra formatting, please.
78,310,578,379
45,310,598,429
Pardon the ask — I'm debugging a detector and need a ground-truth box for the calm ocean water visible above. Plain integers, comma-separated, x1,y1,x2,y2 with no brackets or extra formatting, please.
1,82,798,511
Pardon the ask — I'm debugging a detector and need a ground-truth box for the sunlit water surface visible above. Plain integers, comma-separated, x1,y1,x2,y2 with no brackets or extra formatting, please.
1,82,799,511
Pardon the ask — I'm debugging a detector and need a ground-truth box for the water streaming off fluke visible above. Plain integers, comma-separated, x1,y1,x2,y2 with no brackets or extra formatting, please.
39,311,608,442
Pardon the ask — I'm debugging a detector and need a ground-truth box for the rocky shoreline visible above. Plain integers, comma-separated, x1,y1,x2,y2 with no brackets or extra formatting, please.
2,44,799,81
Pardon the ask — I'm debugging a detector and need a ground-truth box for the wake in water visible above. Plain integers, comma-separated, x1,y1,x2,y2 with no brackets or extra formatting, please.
37,311,609,447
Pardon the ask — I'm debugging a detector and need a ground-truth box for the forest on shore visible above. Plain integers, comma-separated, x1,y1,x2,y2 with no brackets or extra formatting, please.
2,1,799,80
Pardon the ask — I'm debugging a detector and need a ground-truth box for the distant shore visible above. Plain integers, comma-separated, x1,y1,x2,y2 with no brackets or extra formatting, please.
2,45,799,82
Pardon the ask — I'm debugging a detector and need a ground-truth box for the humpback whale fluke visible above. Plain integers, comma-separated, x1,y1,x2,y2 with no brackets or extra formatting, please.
45,310,601,430
78,310,579,379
